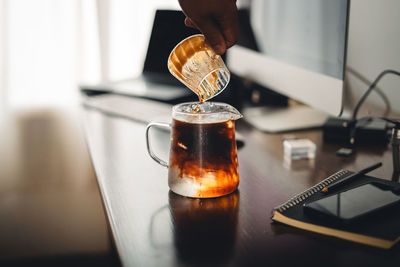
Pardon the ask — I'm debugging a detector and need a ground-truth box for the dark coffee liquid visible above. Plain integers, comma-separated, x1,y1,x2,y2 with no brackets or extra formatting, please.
169,118,239,198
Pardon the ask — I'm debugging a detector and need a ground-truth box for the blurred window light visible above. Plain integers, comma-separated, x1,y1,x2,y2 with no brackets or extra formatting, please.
6,0,85,108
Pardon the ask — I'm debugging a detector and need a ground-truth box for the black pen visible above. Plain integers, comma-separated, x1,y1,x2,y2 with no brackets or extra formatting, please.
322,162,382,193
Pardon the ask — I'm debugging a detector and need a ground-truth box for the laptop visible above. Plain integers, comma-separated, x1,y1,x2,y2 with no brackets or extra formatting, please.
81,10,200,103
142,9,200,85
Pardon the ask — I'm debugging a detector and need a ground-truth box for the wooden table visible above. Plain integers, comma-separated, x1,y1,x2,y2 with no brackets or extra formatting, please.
83,100,400,267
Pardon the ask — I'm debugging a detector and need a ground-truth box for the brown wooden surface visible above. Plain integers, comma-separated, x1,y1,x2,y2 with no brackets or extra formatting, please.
0,108,118,266
83,102,400,267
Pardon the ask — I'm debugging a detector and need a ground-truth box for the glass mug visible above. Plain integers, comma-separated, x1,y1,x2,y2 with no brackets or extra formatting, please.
167,34,230,103
146,102,242,198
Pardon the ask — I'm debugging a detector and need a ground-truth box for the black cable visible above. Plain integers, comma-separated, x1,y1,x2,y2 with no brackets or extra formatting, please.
345,70,400,146
352,69,400,120
381,117,400,126
346,66,392,116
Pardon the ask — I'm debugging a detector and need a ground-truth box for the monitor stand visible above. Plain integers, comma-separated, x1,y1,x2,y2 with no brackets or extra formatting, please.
242,105,330,133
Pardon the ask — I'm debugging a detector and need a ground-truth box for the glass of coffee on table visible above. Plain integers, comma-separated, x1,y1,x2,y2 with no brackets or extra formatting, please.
146,34,240,198
146,102,242,198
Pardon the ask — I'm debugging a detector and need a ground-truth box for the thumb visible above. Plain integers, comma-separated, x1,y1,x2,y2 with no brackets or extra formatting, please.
184,17,197,29
195,19,226,55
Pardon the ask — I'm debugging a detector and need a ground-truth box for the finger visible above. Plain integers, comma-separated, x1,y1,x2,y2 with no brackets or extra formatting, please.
217,8,238,48
184,17,197,29
195,19,226,55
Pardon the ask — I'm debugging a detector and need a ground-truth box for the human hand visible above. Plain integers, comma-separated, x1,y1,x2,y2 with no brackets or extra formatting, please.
178,0,238,55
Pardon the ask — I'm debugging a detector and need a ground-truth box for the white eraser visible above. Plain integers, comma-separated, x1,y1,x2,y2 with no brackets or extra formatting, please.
283,138,316,160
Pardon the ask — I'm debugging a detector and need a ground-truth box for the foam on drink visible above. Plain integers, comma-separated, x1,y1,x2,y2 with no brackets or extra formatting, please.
174,102,242,124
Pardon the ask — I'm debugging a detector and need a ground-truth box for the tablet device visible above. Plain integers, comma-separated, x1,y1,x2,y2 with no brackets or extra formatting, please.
303,183,400,223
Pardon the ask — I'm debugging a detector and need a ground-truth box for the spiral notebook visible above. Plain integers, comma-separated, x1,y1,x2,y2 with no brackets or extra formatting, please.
272,170,400,249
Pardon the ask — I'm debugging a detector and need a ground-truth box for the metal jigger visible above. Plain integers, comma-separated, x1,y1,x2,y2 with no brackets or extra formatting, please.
392,126,400,182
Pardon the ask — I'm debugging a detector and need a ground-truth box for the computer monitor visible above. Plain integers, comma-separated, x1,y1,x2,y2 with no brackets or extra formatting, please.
227,0,349,132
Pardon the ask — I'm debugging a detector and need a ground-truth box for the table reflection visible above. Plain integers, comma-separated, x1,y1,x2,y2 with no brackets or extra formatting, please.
168,191,239,265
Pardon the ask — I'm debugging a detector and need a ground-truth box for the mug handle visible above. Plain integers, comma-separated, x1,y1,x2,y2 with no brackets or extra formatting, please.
146,122,170,168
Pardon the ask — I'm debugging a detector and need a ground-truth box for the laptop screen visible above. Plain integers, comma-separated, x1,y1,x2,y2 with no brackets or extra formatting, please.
142,10,200,77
